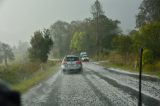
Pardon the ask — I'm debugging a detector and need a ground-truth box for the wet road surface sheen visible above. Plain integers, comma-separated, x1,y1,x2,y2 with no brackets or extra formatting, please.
22,63,160,106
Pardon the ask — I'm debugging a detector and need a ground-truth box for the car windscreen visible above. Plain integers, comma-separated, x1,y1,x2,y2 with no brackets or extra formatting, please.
66,57,79,61
82,55,88,57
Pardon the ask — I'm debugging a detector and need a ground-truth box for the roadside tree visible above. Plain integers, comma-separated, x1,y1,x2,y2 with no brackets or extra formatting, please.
0,43,14,66
29,29,53,63
136,0,160,27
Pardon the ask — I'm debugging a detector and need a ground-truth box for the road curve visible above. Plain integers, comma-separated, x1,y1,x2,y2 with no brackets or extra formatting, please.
22,63,160,106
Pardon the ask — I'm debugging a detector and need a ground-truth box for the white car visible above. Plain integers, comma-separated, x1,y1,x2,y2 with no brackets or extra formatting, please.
80,52,87,57
61,55,83,73
81,55,89,62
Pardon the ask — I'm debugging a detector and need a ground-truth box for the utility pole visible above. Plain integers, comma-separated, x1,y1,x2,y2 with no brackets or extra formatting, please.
96,0,99,60
138,48,143,106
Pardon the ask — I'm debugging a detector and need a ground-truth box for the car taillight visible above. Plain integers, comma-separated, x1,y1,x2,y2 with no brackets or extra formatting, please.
62,61,67,64
76,61,82,64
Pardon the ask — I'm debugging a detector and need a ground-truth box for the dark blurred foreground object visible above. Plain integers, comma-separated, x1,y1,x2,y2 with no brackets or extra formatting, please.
0,80,21,106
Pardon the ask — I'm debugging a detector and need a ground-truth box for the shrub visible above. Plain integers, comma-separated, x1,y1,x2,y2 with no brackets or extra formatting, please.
143,49,154,65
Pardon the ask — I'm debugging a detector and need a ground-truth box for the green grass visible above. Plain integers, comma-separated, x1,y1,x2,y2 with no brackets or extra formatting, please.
100,61,160,78
96,51,160,78
0,61,59,93
13,65,58,93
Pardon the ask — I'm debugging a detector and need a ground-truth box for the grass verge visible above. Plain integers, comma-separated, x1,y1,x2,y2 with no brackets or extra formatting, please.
99,61,160,78
0,61,59,93
13,65,59,93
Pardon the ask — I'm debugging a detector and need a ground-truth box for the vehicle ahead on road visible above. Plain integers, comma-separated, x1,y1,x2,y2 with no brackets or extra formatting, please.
81,55,89,62
80,52,89,62
61,55,83,73
80,52,87,58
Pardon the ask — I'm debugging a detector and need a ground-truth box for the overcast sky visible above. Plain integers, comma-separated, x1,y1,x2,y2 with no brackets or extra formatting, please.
0,0,142,46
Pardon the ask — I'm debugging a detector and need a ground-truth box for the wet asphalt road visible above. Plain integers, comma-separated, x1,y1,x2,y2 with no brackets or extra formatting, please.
22,62,160,106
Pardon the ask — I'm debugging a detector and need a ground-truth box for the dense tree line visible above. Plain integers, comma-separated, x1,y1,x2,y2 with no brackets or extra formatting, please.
136,0,160,27
48,0,120,57
112,0,160,65
28,0,160,66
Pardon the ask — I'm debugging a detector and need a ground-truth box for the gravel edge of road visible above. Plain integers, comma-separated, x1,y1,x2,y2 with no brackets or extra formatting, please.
87,68,160,106
93,62,160,81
